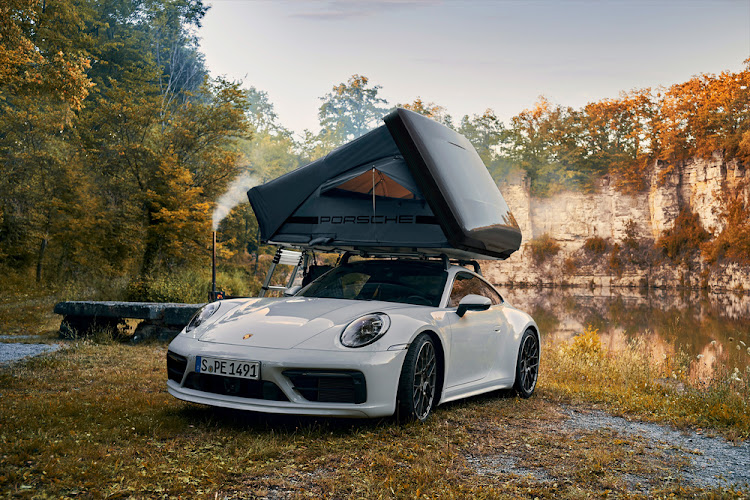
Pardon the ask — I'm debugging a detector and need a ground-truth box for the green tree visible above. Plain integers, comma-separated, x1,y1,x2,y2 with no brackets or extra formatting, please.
580,90,654,191
507,97,589,195
317,74,389,147
457,109,516,183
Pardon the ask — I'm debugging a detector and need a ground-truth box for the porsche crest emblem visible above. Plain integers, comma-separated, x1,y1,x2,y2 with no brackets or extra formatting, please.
242,334,253,340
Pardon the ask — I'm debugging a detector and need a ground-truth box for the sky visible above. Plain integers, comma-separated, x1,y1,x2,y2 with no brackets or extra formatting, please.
198,0,750,138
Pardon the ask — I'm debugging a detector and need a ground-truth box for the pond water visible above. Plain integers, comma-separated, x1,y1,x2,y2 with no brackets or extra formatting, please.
501,286,750,383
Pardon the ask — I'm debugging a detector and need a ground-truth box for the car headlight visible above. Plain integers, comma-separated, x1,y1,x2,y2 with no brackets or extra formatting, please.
185,302,221,333
341,313,391,348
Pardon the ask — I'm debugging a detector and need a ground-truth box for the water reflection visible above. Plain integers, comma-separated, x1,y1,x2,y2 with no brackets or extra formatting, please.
501,286,750,382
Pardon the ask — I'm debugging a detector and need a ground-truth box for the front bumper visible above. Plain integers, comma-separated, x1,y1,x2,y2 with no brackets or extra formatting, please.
167,335,407,418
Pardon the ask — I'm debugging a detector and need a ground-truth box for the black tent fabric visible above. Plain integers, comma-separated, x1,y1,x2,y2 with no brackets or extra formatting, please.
247,108,521,260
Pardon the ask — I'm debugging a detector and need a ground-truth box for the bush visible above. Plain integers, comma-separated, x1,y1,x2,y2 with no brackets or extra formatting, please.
583,236,608,255
126,270,209,303
217,267,261,297
529,233,561,264
622,219,639,250
656,209,710,263
608,243,623,274
702,184,750,265
563,257,578,275
566,325,603,362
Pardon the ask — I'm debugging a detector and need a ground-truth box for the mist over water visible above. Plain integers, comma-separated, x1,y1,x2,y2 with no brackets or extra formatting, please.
212,172,258,231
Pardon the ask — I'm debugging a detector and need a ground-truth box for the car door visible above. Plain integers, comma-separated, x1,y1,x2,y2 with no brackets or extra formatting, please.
444,272,505,388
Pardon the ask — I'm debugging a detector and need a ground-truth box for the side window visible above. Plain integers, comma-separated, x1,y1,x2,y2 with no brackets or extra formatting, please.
478,280,503,305
448,273,503,307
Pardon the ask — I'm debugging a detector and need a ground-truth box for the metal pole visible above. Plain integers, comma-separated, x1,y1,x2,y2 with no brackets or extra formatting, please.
212,231,217,296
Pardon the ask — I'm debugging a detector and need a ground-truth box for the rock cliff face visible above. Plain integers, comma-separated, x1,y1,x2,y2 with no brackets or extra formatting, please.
483,153,750,291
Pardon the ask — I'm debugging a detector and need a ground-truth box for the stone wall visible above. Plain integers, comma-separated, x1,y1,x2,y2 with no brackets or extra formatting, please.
483,153,750,292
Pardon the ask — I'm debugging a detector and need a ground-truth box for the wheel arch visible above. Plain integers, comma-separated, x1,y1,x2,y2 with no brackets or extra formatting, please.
419,329,445,407
514,322,541,371
526,324,540,341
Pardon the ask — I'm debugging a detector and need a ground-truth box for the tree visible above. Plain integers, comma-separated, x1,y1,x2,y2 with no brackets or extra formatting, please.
317,74,390,146
459,109,506,163
580,89,655,191
457,109,517,183
0,0,92,113
0,0,95,281
507,97,589,195
398,98,452,126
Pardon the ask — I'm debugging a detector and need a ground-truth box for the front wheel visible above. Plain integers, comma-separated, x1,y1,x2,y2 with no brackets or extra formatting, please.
397,334,438,422
513,329,539,398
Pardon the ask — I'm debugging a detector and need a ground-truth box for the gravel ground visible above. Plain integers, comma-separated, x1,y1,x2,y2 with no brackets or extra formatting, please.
563,406,750,491
0,342,61,363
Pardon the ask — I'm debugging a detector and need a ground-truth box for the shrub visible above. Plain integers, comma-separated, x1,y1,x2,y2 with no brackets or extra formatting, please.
622,219,639,250
583,236,608,255
608,243,623,274
218,267,261,297
126,270,208,303
702,183,750,265
566,325,603,362
656,209,710,263
529,233,561,264
563,257,578,275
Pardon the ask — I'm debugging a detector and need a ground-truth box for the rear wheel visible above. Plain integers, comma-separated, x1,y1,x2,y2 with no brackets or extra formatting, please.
513,329,539,398
397,334,438,422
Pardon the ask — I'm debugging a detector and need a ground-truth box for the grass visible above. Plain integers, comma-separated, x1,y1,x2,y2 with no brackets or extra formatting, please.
542,326,750,440
1,331,747,498
0,288,59,339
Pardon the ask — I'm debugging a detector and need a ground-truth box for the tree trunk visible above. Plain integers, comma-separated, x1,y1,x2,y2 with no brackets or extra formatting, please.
36,238,48,282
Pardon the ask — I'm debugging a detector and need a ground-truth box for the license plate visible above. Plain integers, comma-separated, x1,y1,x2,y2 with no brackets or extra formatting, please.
195,356,260,380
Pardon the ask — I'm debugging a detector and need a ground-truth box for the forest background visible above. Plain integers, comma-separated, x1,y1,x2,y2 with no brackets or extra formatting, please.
2,0,749,303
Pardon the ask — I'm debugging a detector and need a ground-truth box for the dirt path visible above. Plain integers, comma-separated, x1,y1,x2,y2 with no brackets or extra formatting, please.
562,405,750,491
0,340,60,363
459,396,749,495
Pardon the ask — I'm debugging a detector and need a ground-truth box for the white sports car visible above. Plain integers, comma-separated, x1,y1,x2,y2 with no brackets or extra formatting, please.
167,257,540,421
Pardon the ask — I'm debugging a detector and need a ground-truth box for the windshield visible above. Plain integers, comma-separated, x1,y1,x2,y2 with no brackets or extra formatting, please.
298,260,447,307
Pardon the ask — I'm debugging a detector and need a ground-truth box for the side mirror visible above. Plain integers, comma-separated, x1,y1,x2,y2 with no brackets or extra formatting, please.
456,294,492,317
284,285,302,297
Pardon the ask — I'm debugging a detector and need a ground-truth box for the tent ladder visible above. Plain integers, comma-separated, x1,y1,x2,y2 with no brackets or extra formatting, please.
259,247,305,297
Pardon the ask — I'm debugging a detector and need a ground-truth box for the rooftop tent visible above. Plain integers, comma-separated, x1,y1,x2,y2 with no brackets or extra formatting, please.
247,108,522,260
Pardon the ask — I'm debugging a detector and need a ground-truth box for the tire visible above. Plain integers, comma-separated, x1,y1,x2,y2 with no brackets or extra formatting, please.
397,333,438,422
513,329,539,398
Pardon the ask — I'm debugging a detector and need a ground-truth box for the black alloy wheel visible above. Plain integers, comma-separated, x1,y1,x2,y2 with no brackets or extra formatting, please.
513,329,539,398
397,333,438,422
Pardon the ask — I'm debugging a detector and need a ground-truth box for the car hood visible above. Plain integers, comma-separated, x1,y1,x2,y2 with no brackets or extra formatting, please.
197,297,402,349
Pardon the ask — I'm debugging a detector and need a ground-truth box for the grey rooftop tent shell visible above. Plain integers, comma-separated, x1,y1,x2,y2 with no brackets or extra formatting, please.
247,108,521,260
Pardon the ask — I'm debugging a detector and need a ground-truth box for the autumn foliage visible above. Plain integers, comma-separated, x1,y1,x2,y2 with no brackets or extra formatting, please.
505,62,750,194
529,234,561,264
702,182,750,265
1,1,749,291
656,209,710,263
0,0,254,287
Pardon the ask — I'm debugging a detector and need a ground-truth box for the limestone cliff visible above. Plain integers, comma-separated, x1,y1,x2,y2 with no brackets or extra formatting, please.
484,153,750,291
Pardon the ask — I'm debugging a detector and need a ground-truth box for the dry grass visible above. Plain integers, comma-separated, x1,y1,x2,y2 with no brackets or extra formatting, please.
1,334,745,498
541,326,750,440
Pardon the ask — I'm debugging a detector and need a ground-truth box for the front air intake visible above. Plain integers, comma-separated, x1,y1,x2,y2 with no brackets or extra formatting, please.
283,370,367,404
